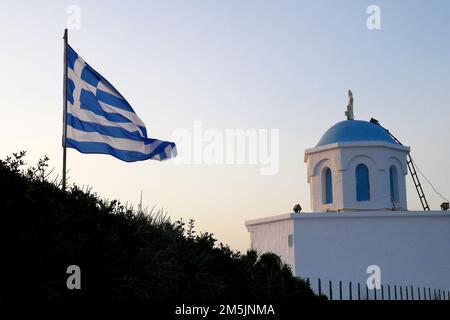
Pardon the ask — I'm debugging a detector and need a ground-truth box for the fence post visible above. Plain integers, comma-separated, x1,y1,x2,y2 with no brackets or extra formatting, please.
358,283,361,300
406,286,409,300
318,278,322,296
388,285,391,301
381,285,384,300
329,280,333,300
424,287,427,300
366,284,369,300
394,285,397,300
411,285,414,300
434,289,437,300
400,286,403,300
349,282,352,301
339,281,342,300
429,288,431,300
374,287,377,300
418,287,421,300
439,289,441,300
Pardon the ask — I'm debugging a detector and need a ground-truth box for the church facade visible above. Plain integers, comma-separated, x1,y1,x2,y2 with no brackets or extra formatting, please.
245,98,450,299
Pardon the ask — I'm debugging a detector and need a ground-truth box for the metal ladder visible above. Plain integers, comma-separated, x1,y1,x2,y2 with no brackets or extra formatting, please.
371,119,430,211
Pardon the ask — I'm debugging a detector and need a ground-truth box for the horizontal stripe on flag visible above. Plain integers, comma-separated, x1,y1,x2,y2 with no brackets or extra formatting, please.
68,103,145,136
98,100,146,130
96,81,122,99
67,126,175,156
66,138,175,162
96,89,134,113
78,89,132,123
67,113,144,141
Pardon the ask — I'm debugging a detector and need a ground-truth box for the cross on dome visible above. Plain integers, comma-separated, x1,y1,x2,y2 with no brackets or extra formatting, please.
345,90,354,120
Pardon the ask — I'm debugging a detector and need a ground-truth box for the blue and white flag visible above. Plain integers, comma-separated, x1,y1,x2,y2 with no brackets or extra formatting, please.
65,45,176,162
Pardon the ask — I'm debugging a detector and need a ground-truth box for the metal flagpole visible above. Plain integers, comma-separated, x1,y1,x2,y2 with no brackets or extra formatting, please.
62,28,68,190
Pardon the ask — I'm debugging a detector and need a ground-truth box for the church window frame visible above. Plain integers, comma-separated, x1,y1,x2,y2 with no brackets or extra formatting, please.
322,167,333,204
356,163,371,202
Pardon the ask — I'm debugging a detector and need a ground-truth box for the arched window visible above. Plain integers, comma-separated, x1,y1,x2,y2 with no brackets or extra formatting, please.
389,165,399,203
356,164,370,201
323,167,333,204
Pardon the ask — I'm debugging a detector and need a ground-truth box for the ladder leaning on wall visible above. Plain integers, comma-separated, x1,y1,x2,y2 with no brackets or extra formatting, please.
369,118,430,211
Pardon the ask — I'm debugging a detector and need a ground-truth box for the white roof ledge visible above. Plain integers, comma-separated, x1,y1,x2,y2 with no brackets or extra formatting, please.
246,211,449,228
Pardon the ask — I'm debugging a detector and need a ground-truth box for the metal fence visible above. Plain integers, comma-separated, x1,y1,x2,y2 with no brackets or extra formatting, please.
306,278,450,300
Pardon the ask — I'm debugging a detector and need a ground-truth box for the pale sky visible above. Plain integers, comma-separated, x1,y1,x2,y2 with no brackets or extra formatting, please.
1,0,449,252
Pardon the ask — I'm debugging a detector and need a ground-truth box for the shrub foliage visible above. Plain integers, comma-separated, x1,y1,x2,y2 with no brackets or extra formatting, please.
0,152,320,301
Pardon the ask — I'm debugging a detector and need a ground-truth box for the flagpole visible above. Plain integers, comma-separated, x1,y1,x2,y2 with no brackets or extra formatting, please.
62,28,68,190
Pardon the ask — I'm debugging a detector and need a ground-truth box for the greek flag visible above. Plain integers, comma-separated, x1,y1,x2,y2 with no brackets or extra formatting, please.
65,45,176,162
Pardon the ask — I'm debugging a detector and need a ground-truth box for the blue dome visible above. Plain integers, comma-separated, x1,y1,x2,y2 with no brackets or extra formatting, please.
316,120,396,147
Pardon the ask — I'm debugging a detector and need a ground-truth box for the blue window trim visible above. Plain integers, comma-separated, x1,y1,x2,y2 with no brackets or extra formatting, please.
323,167,333,204
356,164,370,202
390,165,399,203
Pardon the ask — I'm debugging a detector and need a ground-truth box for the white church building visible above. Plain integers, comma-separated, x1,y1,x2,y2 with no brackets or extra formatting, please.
245,95,450,299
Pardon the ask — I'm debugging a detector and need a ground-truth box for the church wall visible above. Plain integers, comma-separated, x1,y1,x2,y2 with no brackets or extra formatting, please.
340,146,408,210
246,215,295,272
306,143,409,211
306,146,344,212
292,211,450,297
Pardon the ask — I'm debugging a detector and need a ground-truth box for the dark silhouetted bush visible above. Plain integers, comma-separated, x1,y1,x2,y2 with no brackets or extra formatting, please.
0,152,321,301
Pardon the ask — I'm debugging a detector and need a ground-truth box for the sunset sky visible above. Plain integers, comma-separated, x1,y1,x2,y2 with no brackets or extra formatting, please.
1,0,449,251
